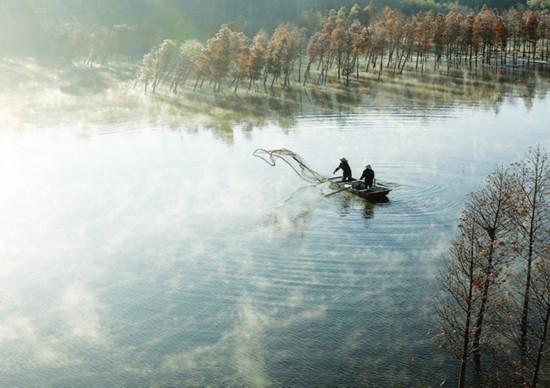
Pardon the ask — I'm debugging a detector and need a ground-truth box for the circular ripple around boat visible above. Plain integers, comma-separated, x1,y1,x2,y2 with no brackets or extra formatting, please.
390,180,464,219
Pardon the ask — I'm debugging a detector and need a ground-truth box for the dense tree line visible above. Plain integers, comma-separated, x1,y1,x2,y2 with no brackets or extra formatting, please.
134,3,550,94
0,0,542,62
434,146,550,387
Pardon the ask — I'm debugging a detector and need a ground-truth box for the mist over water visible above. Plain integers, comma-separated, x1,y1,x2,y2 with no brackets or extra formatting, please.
0,78,549,386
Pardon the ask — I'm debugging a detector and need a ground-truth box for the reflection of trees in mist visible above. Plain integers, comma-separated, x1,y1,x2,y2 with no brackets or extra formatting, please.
186,68,550,134
4,59,550,137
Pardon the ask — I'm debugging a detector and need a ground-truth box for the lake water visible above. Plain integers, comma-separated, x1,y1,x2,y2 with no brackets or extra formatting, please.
0,69,549,386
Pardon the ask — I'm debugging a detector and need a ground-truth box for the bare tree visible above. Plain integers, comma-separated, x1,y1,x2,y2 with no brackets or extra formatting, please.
436,167,516,386
506,146,550,384
435,211,483,388
528,245,550,387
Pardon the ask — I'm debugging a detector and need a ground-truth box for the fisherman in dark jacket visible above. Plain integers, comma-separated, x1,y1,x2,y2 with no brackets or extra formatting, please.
333,158,353,181
360,164,375,188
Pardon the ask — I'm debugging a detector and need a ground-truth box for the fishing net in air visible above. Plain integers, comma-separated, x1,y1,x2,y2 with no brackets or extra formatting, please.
253,148,328,184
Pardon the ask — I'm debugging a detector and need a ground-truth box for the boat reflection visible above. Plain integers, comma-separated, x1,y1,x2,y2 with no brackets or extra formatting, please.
335,191,389,219
260,182,390,238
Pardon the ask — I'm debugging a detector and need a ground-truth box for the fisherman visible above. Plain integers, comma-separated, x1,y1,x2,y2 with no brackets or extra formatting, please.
360,164,375,188
333,158,353,182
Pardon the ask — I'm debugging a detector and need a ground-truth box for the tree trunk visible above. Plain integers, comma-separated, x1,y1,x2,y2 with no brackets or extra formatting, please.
459,239,476,388
472,232,497,375
532,303,550,388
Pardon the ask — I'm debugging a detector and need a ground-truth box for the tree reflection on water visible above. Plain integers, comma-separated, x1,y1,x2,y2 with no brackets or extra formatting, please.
2,59,549,139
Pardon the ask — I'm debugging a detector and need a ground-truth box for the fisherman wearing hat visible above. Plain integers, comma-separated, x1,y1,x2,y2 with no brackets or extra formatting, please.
333,157,353,182
360,164,375,188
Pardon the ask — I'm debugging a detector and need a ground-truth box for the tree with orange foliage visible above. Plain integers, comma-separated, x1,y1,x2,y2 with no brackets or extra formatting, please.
195,25,236,91
246,30,269,91
349,20,369,80
415,11,434,71
504,8,525,65
229,31,250,93
464,13,479,66
474,5,497,64
537,10,550,61
433,13,446,69
494,15,509,64
303,31,324,86
397,15,417,74
329,7,350,81
265,23,304,90
524,10,540,63
382,7,405,74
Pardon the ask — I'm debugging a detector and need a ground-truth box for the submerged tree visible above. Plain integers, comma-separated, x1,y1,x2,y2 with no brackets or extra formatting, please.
134,39,178,93
527,245,550,387
246,30,269,91
436,147,550,386
436,167,515,386
435,211,483,388
132,3,550,95
264,23,303,90
195,25,236,91
171,39,204,94
505,146,550,385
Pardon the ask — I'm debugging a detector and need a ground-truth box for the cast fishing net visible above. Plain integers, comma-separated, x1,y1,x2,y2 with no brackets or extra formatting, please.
253,148,327,184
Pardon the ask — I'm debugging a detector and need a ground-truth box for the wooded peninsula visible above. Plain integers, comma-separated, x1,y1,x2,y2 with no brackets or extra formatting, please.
2,0,550,95
132,2,550,94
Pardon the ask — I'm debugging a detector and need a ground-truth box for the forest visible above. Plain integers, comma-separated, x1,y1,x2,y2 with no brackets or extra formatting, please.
4,1,548,93
131,2,550,94
0,0,547,60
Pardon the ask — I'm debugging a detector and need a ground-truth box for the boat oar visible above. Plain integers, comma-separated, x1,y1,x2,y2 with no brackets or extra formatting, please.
324,186,352,197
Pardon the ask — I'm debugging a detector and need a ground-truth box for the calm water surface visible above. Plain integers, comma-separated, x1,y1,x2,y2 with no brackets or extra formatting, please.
0,92,549,386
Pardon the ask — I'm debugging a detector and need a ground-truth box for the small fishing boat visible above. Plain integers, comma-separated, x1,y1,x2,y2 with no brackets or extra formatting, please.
327,177,391,201
252,148,392,201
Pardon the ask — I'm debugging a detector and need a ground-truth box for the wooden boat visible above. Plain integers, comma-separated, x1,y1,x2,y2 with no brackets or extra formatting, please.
327,177,391,201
